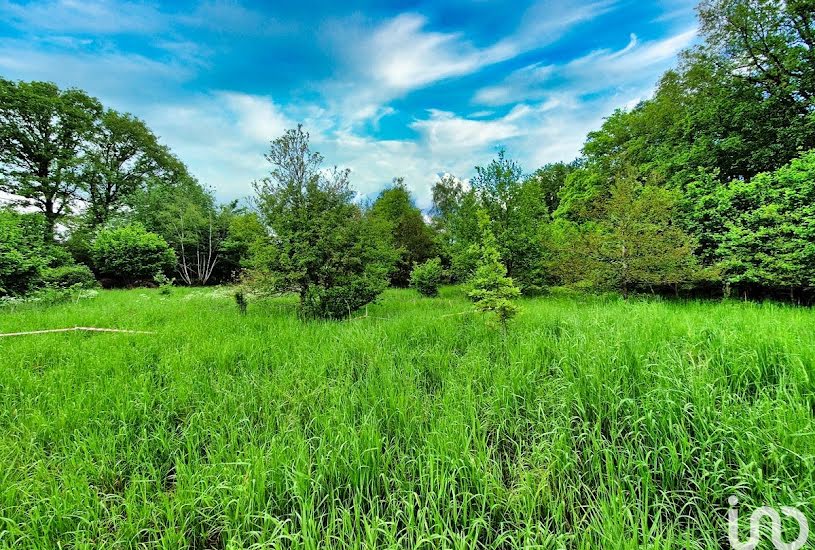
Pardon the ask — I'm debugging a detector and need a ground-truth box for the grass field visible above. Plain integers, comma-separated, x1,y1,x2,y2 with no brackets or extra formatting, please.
0,287,813,548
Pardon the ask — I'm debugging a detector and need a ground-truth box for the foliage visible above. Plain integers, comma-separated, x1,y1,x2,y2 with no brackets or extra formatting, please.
90,224,176,287
0,79,101,237
129,178,258,285
252,125,394,319
83,110,186,225
471,150,551,294
541,218,605,289
368,178,436,287
431,175,481,282
153,272,174,295
467,210,520,327
0,210,49,296
433,151,555,293
717,150,815,299
698,0,815,113
39,264,97,290
0,209,100,298
410,257,443,297
234,290,247,314
525,161,576,214
594,176,703,298
214,208,267,283
0,79,191,240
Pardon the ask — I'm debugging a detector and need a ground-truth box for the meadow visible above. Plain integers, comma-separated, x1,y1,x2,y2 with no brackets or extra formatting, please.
0,288,813,548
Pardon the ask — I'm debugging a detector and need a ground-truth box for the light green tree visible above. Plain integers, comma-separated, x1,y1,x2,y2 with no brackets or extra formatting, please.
467,210,520,328
596,176,702,298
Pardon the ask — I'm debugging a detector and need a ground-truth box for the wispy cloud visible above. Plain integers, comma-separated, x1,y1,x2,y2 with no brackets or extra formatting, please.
321,1,617,129
0,0,166,34
474,27,698,106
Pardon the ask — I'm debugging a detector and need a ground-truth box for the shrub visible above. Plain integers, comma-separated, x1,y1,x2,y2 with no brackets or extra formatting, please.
0,211,48,296
154,273,174,295
39,264,98,289
91,224,176,286
301,274,388,319
410,258,443,297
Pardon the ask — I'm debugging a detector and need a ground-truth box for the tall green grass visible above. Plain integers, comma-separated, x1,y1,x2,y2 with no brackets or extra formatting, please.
0,288,812,548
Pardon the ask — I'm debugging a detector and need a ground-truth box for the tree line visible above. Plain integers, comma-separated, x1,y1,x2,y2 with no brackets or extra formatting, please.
2,0,815,317
0,78,265,296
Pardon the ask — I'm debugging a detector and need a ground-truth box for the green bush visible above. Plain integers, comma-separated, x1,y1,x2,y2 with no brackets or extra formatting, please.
91,224,176,286
410,258,443,297
301,271,389,319
39,264,98,289
0,211,48,296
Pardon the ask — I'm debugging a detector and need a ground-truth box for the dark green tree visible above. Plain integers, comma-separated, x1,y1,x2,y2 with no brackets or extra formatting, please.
251,125,394,319
526,162,576,215
698,0,815,112
82,110,185,226
0,79,101,237
368,178,436,287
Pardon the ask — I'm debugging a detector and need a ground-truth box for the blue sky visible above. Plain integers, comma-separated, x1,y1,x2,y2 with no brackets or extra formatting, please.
0,0,698,207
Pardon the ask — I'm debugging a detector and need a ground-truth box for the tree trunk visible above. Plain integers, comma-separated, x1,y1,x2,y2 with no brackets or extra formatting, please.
43,197,57,241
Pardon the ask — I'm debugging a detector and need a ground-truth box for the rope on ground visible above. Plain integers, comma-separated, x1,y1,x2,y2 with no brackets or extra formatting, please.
0,327,156,337
439,310,477,318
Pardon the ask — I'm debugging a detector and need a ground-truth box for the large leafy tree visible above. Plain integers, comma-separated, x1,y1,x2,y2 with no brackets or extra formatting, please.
525,162,576,215
698,0,815,112
83,110,185,226
129,176,254,285
252,125,394,319
0,79,101,237
368,178,436,287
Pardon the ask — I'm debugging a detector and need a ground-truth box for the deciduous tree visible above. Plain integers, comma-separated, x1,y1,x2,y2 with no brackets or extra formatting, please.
0,79,100,237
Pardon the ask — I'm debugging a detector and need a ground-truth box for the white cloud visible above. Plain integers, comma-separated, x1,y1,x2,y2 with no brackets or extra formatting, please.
219,92,293,142
0,38,194,107
474,28,697,107
566,28,696,81
139,93,297,203
411,107,522,150
0,0,165,34
322,1,616,129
